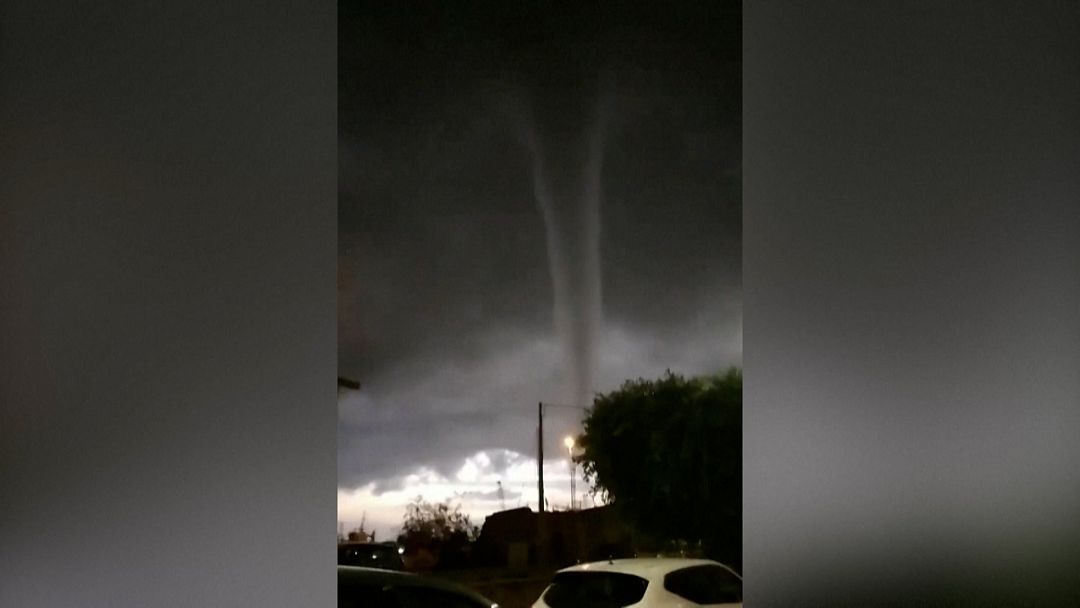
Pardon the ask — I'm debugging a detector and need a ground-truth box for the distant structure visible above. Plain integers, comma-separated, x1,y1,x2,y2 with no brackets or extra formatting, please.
497,481,506,511
473,505,639,569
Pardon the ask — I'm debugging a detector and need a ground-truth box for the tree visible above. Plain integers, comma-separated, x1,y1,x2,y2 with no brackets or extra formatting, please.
397,496,480,569
576,368,742,567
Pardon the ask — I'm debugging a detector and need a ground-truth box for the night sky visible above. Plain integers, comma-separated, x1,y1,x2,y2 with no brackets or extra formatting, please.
338,1,741,536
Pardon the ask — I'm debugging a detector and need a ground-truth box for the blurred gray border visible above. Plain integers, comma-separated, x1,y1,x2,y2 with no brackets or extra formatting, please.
1,1,336,606
745,2,1080,605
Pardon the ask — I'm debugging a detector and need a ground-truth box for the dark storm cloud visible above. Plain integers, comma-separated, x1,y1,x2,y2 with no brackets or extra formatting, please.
339,2,741,491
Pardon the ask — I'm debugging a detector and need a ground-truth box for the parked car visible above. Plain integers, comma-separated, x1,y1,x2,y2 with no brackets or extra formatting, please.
338,542,405,571
531,558,742,607
338,566,498,608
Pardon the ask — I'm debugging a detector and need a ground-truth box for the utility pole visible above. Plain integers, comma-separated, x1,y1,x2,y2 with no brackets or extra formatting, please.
570,463,576,510
537,402,547,565
537,402,545,513
569,441,576,510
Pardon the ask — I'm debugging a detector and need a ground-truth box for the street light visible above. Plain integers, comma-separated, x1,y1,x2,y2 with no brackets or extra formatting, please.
537,402,588,514
564,436,576,510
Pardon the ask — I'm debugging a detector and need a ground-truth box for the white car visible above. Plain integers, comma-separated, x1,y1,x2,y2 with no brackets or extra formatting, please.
531,558,742,608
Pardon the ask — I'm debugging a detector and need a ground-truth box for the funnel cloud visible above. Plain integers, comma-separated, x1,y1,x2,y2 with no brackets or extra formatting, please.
517,79,612,408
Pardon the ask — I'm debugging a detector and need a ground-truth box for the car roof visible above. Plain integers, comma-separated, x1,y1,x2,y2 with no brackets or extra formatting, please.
337,566,495,604
556,557,741,579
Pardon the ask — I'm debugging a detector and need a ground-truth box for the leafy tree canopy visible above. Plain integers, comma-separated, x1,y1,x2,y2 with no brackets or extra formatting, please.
577,368,741,566
398,496,479,547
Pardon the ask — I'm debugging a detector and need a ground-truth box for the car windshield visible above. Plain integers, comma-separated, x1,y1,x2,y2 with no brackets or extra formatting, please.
541,571,649,608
